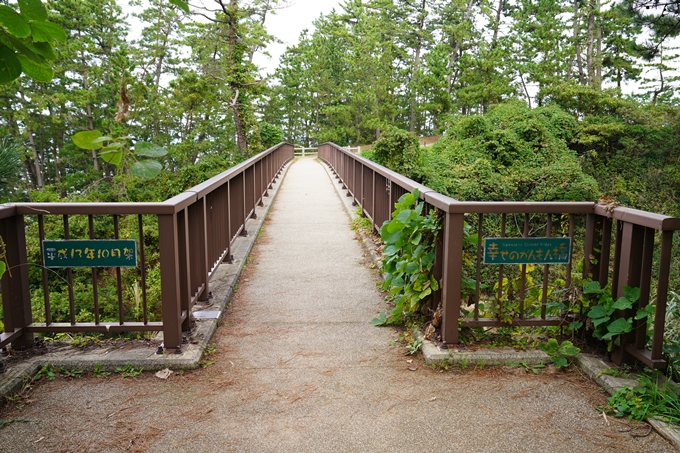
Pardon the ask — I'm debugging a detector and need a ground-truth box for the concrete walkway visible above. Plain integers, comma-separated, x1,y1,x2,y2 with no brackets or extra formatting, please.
0,157,674,452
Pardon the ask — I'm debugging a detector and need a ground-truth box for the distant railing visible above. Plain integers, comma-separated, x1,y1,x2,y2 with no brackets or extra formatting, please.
0,143,294,352
294,147,318,157
319,142,680,369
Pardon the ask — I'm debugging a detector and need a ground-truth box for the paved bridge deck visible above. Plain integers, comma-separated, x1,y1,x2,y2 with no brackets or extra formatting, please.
0,157,674,452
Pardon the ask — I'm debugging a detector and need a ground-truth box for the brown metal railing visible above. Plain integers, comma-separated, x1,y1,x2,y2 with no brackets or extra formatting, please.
319,142,680,369
0,143,294,352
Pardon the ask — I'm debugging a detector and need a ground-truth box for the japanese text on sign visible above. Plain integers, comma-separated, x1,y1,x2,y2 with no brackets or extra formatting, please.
483,237,571,265
42,240,137,268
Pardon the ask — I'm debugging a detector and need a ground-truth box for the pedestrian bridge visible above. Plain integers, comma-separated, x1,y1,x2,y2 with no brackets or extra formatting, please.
0,142,678,370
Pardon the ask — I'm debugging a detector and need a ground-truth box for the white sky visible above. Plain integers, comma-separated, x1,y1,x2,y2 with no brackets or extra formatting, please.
252,0,342,76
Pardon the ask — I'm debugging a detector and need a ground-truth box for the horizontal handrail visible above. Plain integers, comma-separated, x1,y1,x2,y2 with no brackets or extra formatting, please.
319,141,679,370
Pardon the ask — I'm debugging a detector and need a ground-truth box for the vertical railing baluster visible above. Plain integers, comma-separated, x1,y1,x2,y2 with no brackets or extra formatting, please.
38,215,51,326
652,230,673,362
497,214,506,321
88,215,100,325
441,212,465,345
138,214,148,324
541,214,552,320
63,215,75,325
474,214,483,320
519,214,529,319
565,214,575,288
114,215,124,324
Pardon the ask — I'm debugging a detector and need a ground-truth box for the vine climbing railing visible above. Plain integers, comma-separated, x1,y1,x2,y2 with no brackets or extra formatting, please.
0,143,294,353
319,142,680,369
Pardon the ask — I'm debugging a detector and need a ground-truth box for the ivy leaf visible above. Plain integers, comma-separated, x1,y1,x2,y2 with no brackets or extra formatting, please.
0,6,31,38
0,44,22,84
587,305,608,319
411,231,422,245
72,130,103,150
635,309,650,320
16,54,52,82
583,280,602,294
18,0,48,21
134,142,168,157
370,312,387,326
622,286,640,303
592,315,610,327
558,341,580,356
30,21,67,44
168,0,191,14
540,338,559,355
0,260,6,279
612,297,633,311
551,356,568,369
130,160,163,178
384,245,398,256
607,317,632,335
386,219,404,234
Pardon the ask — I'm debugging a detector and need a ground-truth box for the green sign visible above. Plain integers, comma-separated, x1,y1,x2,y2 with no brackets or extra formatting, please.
42,240,137,268
483,237,571,265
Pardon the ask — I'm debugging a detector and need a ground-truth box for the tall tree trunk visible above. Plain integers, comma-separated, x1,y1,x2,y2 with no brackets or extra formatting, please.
574,0,585,84
491,0,504,48
595,0,602,89
409,0,427,134
586,0,595,86
226,0,248,154
19,92,43,189
79,30,100,172
447,0,476,96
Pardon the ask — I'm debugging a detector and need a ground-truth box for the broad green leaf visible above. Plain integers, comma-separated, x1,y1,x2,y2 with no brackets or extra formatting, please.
0,260,6,279
168,0,191,14
622,286,640,303
540,338,559,355
551,356,568,369
612,297,633,311
635,309,650,320
396,209,412,223
0,44,21,83
30,21,67,43
18,0,47,21
384,245,398,256
386,219,404,234
19,0,47,20
559,341,580,356
607,317,632,335
418,287,432,300
0,6,30,38
72,130,103,150
134,142,168,157
381,229,401,245
100,148,123,165
411,232,422,245
90,136,114,144
101,142,124,150
587,305,608,319
404,261,419,273
370,312,387,326
6,35,42,63
583,280,602,294
32,41,55,60
130,160,162,178
592,315,610,327
16,54,51,81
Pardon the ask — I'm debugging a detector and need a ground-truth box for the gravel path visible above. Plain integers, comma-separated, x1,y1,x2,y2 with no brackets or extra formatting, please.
0,157,674,453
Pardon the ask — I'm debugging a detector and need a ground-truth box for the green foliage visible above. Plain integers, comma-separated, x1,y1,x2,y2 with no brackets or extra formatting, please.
200,343,217,368
406,338,422,355
372,127,422,178
114,364,143,378
539,338,580,369
0,418,33,429
35,363,55,381
421,102,599,202
603,374,680,424
71,131,167,179
583,282,650,352
259,122,284,150
0,0,65,84
92,362,110,378
58,366,83,378
372,189,440,326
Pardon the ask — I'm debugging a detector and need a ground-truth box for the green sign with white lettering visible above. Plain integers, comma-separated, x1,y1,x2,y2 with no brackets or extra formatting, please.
483,238,571,265
42,240,137,268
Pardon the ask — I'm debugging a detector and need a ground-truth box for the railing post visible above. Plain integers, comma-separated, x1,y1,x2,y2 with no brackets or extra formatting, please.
440,212,464,346
611,221,645,365
0,214,33,349
159,213,182,350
